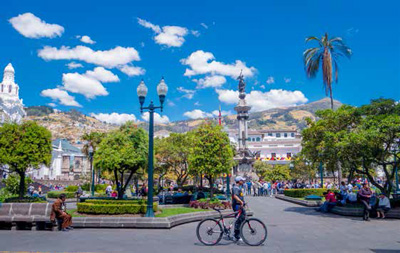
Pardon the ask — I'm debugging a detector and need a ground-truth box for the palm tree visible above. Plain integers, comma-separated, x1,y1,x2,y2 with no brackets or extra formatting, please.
303,33,352,109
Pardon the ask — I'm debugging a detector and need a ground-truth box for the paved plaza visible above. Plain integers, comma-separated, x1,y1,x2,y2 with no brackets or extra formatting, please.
0,196,399,253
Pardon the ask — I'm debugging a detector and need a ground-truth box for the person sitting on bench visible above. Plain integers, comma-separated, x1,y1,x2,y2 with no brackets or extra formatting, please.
50,194,73,232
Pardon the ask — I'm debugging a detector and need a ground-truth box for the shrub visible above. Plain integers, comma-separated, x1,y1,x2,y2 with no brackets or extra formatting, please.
47,191,75,199
65,185,78,192
82,183,90,191
284,189,339,198
0,188,16,202
77,202,158,214
4,196,46,203
2,174,33,195
85,199,144,205
95,184,107,193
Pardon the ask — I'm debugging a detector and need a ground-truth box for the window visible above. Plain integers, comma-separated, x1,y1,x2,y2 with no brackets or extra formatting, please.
8,85,12,93
284,133,288,138
276,133,281,138
268,133,273,137
271,153,276,158
1,85,3,92
256,137,261,142
252,138,256,142
291,133,295,137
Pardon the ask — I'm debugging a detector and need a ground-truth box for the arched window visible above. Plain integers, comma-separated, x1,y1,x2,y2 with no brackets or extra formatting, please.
8,85,12,93
1,85,3,92
256,137,261,142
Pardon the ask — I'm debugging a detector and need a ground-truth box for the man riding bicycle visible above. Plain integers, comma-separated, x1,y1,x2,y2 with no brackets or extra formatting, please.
232,176,246,242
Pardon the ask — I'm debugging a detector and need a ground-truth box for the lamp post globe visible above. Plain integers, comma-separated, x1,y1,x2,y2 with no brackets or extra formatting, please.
137,80,148,111
157,77,168,109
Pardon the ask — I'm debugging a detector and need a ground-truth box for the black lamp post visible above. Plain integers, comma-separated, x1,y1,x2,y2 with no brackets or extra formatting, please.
137,78,168,217
88,146,94,196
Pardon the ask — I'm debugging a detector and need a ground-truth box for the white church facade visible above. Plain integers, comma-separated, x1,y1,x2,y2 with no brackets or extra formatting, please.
0,63,26,124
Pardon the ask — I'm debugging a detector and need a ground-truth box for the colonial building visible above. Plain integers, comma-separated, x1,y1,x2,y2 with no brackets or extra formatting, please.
28,139,90,180
228,128,302,164
0,63,26,124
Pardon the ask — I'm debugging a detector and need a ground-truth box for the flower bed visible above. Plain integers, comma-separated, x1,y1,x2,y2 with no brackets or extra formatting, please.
189,198,231,209
77,202,158,215
284,189,338,198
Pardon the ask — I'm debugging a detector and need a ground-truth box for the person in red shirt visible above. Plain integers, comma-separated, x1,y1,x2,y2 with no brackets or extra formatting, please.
316,190,337,213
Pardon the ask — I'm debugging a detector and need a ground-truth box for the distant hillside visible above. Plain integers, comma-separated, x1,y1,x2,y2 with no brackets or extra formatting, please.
23,98,342,141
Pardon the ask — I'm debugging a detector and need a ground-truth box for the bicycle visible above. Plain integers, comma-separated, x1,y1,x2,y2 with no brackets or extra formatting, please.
196,203,267,246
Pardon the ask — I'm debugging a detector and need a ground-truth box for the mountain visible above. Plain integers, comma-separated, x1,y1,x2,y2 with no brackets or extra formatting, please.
23,98,342,141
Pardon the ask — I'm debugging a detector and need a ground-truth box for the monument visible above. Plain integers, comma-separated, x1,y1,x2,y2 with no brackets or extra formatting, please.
0,63,26,124
233,72,257,177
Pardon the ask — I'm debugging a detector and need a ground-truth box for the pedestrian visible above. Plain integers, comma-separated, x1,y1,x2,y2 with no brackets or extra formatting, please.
50,194,73,232
376,193,391,219
358,183,373,221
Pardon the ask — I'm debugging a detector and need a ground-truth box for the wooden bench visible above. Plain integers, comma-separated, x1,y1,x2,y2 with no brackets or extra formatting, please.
0,203,58,230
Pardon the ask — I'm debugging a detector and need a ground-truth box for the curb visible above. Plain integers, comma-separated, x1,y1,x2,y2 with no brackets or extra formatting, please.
72,209,253,229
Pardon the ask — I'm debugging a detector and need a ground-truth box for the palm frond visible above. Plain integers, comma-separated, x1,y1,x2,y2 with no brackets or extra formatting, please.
333,44,352,58
305,36,320,43
303,47,321,65
305,54,322,78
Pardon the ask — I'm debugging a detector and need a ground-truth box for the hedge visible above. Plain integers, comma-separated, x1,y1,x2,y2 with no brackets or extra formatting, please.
4,196,46,203
65,185,78,192
84,199,144,205
77,202,158,214
284,189,339,198
47,191,75,199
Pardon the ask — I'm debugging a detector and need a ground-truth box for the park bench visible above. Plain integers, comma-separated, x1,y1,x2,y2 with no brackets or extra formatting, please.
0,203,60,230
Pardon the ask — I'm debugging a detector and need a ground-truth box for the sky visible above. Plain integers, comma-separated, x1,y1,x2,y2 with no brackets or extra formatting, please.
1,0,399,124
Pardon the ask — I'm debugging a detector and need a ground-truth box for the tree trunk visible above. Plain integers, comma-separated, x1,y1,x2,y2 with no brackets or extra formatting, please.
337,160,342,184
330,89,334,110
19,171,25,199
209,176,214,199
200,174,203,188
114,170,121,198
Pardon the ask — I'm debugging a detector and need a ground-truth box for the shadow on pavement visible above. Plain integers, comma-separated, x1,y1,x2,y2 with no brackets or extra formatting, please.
283,206,365,221
370,250,400,253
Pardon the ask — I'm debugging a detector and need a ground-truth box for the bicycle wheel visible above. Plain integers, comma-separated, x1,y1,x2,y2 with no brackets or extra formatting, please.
196,218,223,246
240,218,267,246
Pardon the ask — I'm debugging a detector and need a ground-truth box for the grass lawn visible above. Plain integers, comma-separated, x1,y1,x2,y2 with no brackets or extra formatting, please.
155,207,209,218
68,208,85,217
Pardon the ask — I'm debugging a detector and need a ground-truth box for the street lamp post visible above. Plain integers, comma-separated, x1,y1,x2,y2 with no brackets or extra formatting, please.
88,146,94,197
391,139,400,194
319,161,323,188
137,78,168,218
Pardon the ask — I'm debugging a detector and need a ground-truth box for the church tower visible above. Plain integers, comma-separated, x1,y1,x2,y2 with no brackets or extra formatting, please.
0,63,26,124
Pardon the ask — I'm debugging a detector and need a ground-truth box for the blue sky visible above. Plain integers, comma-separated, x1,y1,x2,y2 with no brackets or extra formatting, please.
1,0,399,124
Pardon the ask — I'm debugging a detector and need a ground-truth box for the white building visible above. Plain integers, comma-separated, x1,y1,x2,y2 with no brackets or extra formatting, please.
228,128,302,164
28,139,90,180
0,63,26,124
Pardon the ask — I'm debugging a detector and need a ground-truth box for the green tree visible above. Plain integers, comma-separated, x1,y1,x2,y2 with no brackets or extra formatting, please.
94,123,147,199
263,164,291,182
0,121,52,198
188,123,235,198
290,156,317,182
81,131,106,156
3,173,33,195
253,160,268,179
155,133,191,187
303,33,352,109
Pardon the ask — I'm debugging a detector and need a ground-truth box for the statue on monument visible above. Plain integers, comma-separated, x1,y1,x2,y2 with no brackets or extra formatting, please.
238,71,246,93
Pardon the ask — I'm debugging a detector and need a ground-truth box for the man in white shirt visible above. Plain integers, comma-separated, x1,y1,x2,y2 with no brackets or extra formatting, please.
376,193,391,219
347,183,353,192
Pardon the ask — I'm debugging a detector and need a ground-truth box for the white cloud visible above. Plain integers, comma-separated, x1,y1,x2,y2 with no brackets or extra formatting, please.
78,35,96,44
191,30,200,37
266,76,275,84
85,67,119,82
138,18,193,47
260,85,266,89
215,89,308,112
41,88,81,107
118,65,145,76
9,13,64,39
183,109,212,119
137,18,161,33
38,45,140,68
211,110,231,116
47,103,57,107
141,112,170,124
62,73,108,99
193,75,226,89
167,100,175,106
284,77,291,83
66,62,83,69
200,23,208,29
90,112,137,125
181,50,256,78
177,87,195,99
194,101,201,106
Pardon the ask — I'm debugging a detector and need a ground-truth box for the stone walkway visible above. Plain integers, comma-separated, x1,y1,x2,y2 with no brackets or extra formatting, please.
0,196,399,252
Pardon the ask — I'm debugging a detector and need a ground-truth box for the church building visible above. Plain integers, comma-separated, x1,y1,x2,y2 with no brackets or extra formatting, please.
0,63,26,124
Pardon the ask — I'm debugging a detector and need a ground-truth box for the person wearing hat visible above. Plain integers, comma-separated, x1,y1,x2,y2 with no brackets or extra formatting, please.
232,176,246,242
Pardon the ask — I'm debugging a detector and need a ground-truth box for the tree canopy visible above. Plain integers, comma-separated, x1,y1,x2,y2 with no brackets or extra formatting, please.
94,122,147,199
0,121,52,198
